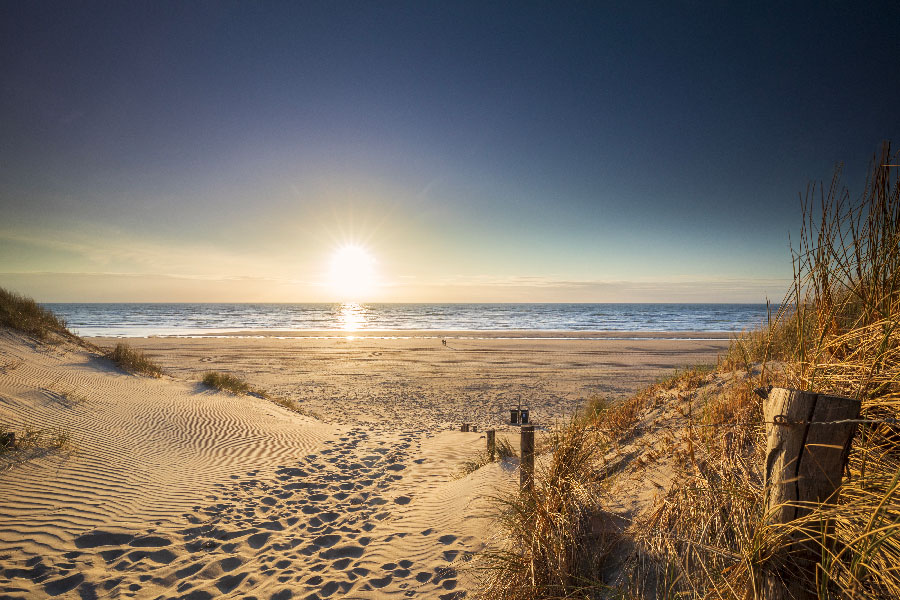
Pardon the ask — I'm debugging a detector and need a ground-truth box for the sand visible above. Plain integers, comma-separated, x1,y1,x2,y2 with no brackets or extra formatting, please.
0,329,728,599
92,331,730,429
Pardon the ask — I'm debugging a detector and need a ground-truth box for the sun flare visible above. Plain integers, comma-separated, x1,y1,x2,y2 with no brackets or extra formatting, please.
329,245,377,300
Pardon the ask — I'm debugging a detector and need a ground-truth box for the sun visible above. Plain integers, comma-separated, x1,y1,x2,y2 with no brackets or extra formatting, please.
328,245,377,300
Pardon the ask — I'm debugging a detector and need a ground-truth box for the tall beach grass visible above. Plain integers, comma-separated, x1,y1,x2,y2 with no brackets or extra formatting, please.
477,142,900,599
0,287,71,341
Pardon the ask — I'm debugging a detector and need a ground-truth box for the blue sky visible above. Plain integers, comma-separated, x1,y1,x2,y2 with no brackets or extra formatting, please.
1,1,898,302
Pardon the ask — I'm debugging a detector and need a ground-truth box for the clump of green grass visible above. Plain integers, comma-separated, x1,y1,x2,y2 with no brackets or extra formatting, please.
202,371,251,394
0,287,72,341
108,343,163,377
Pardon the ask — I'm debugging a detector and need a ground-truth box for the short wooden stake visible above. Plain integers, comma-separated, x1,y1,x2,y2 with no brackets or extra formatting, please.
761,387,860,600
520,425,535,493
460,423,469,432
486,429,496,461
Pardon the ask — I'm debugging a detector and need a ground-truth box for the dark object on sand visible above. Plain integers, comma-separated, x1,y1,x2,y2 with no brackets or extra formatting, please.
1,431,16,449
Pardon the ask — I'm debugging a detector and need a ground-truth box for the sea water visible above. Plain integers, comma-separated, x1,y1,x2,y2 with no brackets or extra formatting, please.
45,303,773,337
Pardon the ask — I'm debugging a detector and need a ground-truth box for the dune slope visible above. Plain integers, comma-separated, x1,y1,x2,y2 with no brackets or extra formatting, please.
0,331,506,599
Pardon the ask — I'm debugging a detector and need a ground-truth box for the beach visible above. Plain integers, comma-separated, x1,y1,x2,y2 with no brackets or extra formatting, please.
88,331,731,428
0,330,729,599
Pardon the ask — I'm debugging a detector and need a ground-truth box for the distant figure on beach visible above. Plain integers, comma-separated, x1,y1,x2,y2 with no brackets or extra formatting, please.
442,339,447,347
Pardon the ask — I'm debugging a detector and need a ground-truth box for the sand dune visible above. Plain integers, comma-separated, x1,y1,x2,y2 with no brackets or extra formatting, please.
0,330,525,599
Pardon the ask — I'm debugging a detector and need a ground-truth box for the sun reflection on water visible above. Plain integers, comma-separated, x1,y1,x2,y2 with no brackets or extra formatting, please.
338,303,367,332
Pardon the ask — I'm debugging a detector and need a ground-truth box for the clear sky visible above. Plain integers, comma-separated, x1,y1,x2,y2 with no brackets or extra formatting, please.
1,1,898,302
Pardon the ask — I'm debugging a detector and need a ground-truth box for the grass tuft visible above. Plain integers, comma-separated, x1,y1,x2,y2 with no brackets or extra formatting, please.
202,371,321,418
1,423,75,472
476,422,611,598
202,371,251,394
0,287,71,341
108,343,164,377
458,435,518,478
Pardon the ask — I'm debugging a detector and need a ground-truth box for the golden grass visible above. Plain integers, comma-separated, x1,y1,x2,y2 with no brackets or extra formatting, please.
0,287,71,341
108,343,164,377
458,435,518,478
476,422,611,599
478,142,900,600
634,142,900,600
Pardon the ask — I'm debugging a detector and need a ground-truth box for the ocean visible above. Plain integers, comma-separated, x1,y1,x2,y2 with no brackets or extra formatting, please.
45,303,773,337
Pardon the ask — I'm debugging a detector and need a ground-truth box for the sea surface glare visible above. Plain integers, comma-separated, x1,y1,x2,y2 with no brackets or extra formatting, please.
46,303,774,337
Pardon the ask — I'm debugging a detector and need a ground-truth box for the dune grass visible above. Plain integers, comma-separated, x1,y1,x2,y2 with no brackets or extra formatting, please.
202,370,320,418
202,371,251,394
0,287,71,341
459,436,518,477
477,422,610,598
639,143,900,600
108,343,164,377
477,142,900,599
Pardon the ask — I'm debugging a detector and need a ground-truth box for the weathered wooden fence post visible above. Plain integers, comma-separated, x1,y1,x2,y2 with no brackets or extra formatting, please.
460,423,469,432
486,429,496,461
761,387,861,600
520,425,535,493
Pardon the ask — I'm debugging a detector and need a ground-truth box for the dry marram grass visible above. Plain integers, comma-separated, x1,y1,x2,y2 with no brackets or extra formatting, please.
477,142,900,600
108,343,164,377
0,287,72,342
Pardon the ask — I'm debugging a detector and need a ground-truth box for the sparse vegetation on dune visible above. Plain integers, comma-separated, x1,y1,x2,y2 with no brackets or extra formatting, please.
108,343,164,377
477,422,610,599
1,423,75,472
0,287,72,341
202,371,251,394
202,371,320,418
458,435,518,478
478,142,900,600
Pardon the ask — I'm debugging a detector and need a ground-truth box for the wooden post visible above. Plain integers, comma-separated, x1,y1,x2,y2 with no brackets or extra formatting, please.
520,425,535,493
761,387,860,600
486,429,496,461
460,423,469,432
